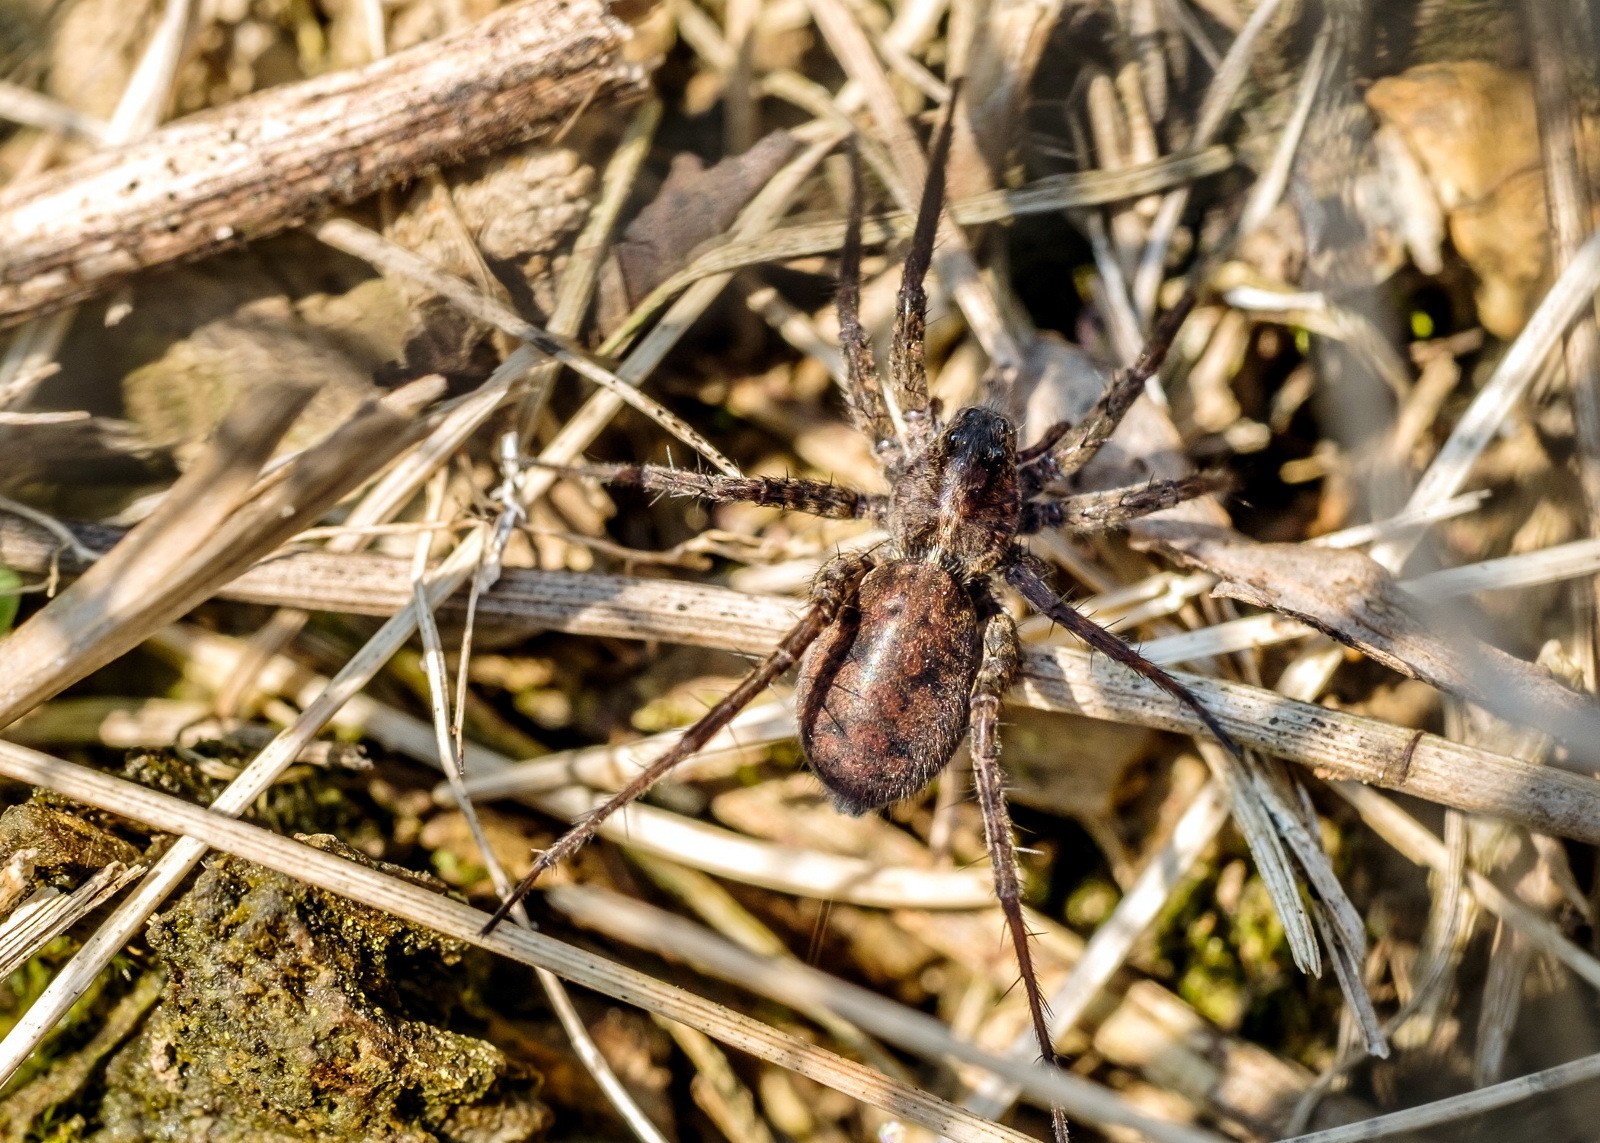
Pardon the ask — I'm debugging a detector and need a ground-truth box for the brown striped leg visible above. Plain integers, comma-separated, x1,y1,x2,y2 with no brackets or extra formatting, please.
483,553,874,933
837,140,899,461
968,609,1070,1143
548,462,885,520
887,80,962,443
1005,551,1243,759
1020,470,1231,533
1018,291,1196,484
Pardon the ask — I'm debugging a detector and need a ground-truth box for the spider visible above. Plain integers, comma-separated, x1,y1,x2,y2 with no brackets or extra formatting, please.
488,89,1236,1139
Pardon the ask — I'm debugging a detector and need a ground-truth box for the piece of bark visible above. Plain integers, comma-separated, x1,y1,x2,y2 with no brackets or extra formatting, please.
1137,521,1600,757
0,0,649,328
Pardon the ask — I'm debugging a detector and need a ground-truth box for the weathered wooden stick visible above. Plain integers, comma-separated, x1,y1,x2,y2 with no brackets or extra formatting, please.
0,0,648,327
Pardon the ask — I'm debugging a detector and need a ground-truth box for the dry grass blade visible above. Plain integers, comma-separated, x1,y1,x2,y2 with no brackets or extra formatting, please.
1407,536,1600,596
658,1018,777,1143
314,218,739,475
0,862,143,979
1136,526,1600,665
3,698,187,749
0,736,1129,1143
0,82,106,142
0,377,441,727
1280,1051,1600,1143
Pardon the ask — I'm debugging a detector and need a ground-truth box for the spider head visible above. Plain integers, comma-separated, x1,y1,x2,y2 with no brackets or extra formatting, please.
891,407,1021,574
941,407,1016,467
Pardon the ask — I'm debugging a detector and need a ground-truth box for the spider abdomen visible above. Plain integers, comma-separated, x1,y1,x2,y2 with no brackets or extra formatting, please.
795,561,978,815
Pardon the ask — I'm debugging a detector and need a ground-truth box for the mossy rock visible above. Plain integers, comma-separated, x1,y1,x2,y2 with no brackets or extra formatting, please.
93,839,546,1143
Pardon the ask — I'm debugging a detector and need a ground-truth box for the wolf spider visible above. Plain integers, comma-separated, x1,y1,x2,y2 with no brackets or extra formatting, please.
489,92,1236,1138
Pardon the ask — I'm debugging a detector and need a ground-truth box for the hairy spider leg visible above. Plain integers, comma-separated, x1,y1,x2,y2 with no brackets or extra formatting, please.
549,462,885,520
887,79,963,442
1020,470,1233,533
1004,551,1244,758
968,607,1071,1143
837,139,899,461
483,553,874,933
1017,291,1198,487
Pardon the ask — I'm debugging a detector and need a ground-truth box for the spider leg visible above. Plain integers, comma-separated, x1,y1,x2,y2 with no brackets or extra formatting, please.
483,552,873,933
887,82,962,443
837,141,899,462
968,607,1070,1143
548,462,885,520
1018,292,1196,482
1020,470,1232,533
1004,551,1243,758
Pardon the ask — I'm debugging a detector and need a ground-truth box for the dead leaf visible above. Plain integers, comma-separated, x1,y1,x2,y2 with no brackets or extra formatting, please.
1365,61,1600,336
598,130,800,328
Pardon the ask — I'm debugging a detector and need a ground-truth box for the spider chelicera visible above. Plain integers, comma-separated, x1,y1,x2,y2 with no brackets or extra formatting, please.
488,88,1236,1139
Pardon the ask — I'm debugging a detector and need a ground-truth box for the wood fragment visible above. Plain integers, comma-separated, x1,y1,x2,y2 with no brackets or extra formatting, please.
0,0,649,327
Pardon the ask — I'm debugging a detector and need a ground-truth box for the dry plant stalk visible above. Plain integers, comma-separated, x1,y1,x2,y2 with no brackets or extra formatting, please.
0,0,648,327
1142,522,1600,753
166,548,1600,843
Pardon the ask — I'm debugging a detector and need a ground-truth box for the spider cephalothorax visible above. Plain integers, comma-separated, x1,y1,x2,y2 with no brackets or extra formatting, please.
488,89,1235,1142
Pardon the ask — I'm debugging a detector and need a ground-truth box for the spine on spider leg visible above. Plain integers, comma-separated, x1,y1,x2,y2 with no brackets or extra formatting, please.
887,79,964,430
481,554,873,934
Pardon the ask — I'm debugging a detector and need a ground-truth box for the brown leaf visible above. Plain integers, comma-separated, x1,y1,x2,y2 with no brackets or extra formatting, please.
598,130,800,326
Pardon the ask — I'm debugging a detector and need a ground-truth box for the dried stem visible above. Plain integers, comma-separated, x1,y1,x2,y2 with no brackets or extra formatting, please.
150,551,1600,843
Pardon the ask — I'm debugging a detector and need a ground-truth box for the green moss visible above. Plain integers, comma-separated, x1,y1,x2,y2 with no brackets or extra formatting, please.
1148,837,1344,1067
